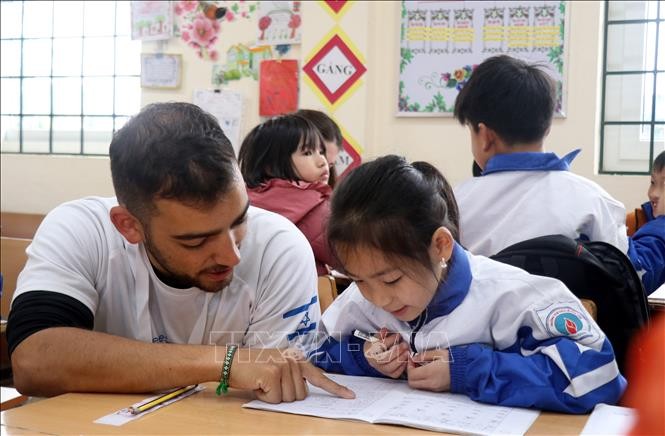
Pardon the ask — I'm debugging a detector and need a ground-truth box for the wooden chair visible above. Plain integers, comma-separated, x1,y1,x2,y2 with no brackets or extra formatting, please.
317,275,338,313
0,212,44,239
580,299,598,320
625,208,647,237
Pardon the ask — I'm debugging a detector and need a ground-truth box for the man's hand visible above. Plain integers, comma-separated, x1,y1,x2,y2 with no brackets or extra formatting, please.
229,347,355,403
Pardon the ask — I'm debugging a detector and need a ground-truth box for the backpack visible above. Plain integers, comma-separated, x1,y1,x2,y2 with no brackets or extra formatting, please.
490,234,649,373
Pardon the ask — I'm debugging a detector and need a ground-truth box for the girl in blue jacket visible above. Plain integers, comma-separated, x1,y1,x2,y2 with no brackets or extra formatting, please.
311,155,626,414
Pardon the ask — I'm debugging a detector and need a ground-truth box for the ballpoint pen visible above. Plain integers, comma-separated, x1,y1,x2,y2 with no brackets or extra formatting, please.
353,329,379,343
128,384,198,415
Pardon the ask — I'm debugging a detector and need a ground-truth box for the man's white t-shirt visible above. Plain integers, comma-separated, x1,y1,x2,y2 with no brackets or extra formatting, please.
14,197,320,351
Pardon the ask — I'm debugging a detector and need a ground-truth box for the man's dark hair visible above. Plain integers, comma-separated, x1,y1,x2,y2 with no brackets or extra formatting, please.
454,55,556,146
109,102,237,219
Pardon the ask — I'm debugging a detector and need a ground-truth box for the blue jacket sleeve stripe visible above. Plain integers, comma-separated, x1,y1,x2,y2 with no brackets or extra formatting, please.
449,333,626,414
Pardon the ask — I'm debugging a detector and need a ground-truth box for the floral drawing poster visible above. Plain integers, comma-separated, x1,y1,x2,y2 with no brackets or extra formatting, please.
398,0,567,117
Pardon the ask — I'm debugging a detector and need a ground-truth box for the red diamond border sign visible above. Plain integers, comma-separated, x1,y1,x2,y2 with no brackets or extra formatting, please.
323,1,347,14
302,34,367,105
337,135,362,179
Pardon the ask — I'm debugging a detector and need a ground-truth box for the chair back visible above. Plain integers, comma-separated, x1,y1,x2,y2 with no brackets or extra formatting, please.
625,208,648,237
1,237,31,318
1,212,44,239
317,275,338,313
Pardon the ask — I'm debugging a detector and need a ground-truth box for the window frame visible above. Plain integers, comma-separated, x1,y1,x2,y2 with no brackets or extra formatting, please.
599,0,664,175
0,0,140,156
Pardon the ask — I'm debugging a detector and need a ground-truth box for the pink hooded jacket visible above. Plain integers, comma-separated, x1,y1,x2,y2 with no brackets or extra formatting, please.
247,178,335,275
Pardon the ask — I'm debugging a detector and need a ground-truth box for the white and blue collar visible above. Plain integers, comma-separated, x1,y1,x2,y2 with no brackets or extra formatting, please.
409,242,472,326
482,149,581,175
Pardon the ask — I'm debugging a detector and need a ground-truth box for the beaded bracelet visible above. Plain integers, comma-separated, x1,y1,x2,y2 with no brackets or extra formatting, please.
216,344,238,395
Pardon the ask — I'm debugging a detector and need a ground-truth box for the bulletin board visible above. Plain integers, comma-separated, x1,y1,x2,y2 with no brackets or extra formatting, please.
398,1,568,117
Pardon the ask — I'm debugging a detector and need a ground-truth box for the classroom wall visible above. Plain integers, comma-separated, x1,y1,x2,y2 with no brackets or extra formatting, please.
0,1,646,215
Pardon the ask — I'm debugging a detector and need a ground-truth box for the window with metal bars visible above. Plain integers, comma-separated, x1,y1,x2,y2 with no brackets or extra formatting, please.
600,1,664,174
0,0,141,155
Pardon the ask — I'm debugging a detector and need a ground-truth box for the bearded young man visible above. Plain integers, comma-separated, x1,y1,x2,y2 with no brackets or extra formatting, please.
7,102,353,403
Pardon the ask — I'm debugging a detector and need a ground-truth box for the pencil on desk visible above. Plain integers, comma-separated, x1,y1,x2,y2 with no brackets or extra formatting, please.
129,384,198,415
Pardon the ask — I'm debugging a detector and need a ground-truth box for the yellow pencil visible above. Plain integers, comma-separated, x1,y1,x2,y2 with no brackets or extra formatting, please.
129,384,198,415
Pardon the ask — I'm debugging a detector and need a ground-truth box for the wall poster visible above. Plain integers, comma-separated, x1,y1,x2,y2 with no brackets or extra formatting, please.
259,59,299,116
131,1,173,41
398,1,567,117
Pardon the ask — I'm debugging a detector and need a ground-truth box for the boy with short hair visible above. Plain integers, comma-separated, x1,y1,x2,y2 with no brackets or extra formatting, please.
453,55,627,255
628,151,665,293
452,55,663,293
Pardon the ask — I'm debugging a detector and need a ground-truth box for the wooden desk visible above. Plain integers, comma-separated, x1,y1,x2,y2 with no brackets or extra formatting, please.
0,382,589,435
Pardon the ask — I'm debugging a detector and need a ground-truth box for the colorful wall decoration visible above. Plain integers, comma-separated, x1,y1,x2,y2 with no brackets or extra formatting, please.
303,27,366,111
321,0,353,19
174,1,258,60
131,1,174,41
304,2,365,179
259,59,299,116
336,125,362,178
256,1,302,46
398,0,567,116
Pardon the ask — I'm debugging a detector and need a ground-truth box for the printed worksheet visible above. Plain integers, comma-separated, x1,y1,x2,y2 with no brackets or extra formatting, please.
580,404,636,435
243,374,539,435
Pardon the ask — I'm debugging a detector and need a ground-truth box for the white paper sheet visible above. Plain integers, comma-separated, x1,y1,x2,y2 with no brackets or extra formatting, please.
243,374,539,435
648,282,665,306
580,403,636,435
193,89,244,155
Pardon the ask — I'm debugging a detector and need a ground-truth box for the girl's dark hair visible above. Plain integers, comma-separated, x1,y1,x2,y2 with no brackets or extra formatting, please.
327,155,460,272
296,109,343,187
238,114,325,188
654,150,665,173
109,102,236,220
454,55,556,146
295,109,342,148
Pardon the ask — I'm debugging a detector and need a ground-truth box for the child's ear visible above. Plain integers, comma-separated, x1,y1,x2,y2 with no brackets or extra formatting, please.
430,227,455,262
477,123,498,152
110,206,145,244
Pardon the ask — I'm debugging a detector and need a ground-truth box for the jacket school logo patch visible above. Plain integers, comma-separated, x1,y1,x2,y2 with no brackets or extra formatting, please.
536,304,601,345
555,312,582,335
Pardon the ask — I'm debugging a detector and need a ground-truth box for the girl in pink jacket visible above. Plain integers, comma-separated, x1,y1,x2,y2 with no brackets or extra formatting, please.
239,114,335,275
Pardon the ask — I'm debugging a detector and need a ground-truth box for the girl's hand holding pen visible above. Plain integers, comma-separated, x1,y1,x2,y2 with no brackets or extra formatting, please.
407,349,451,392
362,327,410,379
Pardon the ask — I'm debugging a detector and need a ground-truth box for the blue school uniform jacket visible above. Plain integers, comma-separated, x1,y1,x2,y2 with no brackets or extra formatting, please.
629,212,665,294
454,150,629,256
311,243,626,414
454,150,664,294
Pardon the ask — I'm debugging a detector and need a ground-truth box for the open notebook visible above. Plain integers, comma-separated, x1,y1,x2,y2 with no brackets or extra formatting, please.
243,374,539,435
